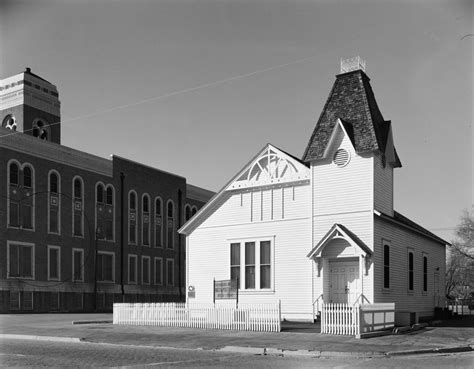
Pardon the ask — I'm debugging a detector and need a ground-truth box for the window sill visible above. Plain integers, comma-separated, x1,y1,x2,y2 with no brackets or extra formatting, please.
48,278,60,281
73,279,85,283
97,280,115,284
48,232,61,236
239,289,275,295
382,288,392,294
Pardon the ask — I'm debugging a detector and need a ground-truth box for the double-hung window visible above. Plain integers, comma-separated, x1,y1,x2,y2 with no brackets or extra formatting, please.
72,249,84,282
8,242,34,279
229,238,273,291
128,255,137,284
97,252,114,282
142,256,150,285
48,245,60,281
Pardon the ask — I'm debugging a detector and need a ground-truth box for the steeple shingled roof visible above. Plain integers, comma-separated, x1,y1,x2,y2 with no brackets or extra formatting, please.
303,69,401,167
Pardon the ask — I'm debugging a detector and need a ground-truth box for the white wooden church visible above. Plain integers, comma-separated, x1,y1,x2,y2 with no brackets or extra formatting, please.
179,58,448,325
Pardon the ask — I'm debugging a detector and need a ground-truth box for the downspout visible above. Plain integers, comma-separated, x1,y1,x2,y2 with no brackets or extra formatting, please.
120,172,125,296
178,189,183,301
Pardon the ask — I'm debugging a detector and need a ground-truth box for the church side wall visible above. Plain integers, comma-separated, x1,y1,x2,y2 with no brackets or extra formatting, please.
187,184,313,321
373,216,446,320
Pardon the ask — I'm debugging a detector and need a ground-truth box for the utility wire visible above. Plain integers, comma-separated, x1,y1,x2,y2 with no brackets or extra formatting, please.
0,53,320,139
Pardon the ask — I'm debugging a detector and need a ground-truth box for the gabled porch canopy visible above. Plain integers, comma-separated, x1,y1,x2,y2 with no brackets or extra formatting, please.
307,223,372,259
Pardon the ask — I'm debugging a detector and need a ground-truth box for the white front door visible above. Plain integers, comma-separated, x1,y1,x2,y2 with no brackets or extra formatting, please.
329,260,359,304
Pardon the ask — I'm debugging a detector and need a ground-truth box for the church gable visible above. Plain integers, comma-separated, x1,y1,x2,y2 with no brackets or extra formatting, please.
228,144,309,190
179,143,309,235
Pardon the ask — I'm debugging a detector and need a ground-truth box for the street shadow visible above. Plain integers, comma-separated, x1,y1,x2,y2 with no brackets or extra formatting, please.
436,315,474,328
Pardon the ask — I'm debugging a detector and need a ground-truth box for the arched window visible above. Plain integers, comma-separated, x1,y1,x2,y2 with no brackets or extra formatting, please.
106,187,113,205
104,185,115,240
154,197,163,247
49,173,58,194
191,206,197,216
73,177,84,236
408,250,414,291
96,184,104,203
7,161,34,230
129,192,136,210
383,244,390,289
185,205,191,221
128,191,137,244
167,200,174,249
23,166,32,188
20,164,34,230
48,171,60,234
2,114,17,131
74,179,82,199
142,194,150,246
9,162,19,185
423,256,428,292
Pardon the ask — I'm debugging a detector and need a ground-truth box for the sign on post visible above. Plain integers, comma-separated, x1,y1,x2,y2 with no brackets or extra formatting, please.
213,279,238,305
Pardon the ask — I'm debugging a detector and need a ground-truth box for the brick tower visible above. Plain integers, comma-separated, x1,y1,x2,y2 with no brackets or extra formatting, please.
0,68,61,144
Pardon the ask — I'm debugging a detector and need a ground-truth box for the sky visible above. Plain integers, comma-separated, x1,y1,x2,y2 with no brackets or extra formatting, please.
1,0,472,242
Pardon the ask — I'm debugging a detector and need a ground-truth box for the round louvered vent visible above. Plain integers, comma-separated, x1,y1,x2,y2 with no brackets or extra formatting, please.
333,148,350,167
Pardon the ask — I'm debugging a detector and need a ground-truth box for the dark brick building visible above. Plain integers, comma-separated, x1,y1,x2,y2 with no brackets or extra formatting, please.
0,68,213,312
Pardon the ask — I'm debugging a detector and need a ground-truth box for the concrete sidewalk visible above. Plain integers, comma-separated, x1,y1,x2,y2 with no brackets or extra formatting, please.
1,314,473,357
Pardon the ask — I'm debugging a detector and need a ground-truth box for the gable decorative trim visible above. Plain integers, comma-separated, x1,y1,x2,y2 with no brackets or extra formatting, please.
227,145,309,191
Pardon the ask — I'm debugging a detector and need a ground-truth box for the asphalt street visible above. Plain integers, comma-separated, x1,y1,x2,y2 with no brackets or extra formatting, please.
1,338,474,368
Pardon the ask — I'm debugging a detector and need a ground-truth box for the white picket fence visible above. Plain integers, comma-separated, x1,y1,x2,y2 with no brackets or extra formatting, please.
321,303,360,335
113,302,281,332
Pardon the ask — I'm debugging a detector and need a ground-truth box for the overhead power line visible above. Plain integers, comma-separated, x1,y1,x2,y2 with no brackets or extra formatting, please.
0,53,320,139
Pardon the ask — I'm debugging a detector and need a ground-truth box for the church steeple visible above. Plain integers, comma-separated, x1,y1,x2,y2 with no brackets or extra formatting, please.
303,58,401,168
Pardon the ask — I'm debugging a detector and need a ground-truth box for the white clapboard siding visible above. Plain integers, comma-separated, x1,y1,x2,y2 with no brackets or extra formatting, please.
312,129,374,216
373,217,446,317
113,302,281,332
373,153,394,216
187,183,313,321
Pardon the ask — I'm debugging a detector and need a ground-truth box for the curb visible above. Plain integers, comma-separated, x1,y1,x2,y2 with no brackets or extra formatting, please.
386,345,473,356
72,320,113,325
0,334,83,343
218,346,384,358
